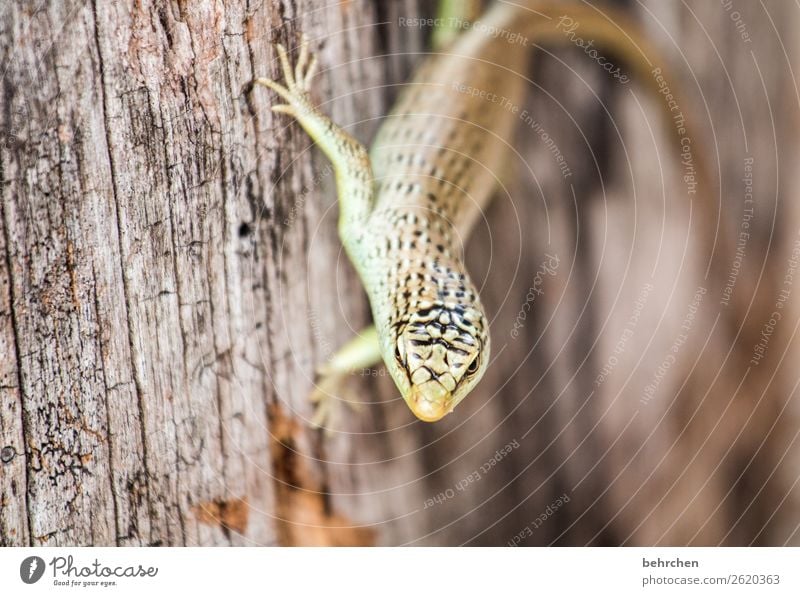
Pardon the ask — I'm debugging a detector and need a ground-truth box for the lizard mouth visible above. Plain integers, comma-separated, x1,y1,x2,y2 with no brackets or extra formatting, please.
407,381,453,422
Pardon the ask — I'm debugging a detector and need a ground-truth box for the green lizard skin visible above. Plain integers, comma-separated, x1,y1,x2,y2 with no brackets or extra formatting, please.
257,1,705,422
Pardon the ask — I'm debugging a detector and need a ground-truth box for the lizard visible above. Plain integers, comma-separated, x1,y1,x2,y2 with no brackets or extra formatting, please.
256,0,708,423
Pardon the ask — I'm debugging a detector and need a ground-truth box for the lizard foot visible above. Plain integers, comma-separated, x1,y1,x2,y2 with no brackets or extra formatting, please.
307,327,381,432
256,34,318,117
309,365,364,434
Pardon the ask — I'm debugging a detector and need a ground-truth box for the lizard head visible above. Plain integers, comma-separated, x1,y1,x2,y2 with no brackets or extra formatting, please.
388,294,490,422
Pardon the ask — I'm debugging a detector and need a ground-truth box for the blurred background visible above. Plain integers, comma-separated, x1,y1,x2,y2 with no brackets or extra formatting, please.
1,0,798,546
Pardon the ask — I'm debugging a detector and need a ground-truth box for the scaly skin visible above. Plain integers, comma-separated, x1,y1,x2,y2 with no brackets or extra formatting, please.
257,1,707,422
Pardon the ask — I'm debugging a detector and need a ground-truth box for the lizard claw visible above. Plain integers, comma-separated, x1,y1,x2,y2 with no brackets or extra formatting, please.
256,34,318,110
270,104,296,117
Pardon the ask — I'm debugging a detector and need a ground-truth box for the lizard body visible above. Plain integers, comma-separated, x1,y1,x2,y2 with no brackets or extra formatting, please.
257,1,703,422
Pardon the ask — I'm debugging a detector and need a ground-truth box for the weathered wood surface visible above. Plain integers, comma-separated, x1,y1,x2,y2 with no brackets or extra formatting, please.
1,0,798,546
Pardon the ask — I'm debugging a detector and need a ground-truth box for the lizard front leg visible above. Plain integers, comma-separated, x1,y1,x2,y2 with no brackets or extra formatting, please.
309,327,381,429
257,36,378,429
256,35,374,232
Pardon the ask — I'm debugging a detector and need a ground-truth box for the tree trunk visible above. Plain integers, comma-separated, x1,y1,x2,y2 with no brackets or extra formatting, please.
1,0,798,546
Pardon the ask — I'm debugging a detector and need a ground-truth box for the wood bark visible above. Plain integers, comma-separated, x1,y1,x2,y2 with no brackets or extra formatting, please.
1,0,798,546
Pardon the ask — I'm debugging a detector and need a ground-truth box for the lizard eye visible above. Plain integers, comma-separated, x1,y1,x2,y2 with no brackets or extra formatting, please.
467,357,480,375
394,345,403,363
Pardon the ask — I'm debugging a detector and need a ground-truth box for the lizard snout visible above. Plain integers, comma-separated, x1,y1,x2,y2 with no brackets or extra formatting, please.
408,381,453,422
